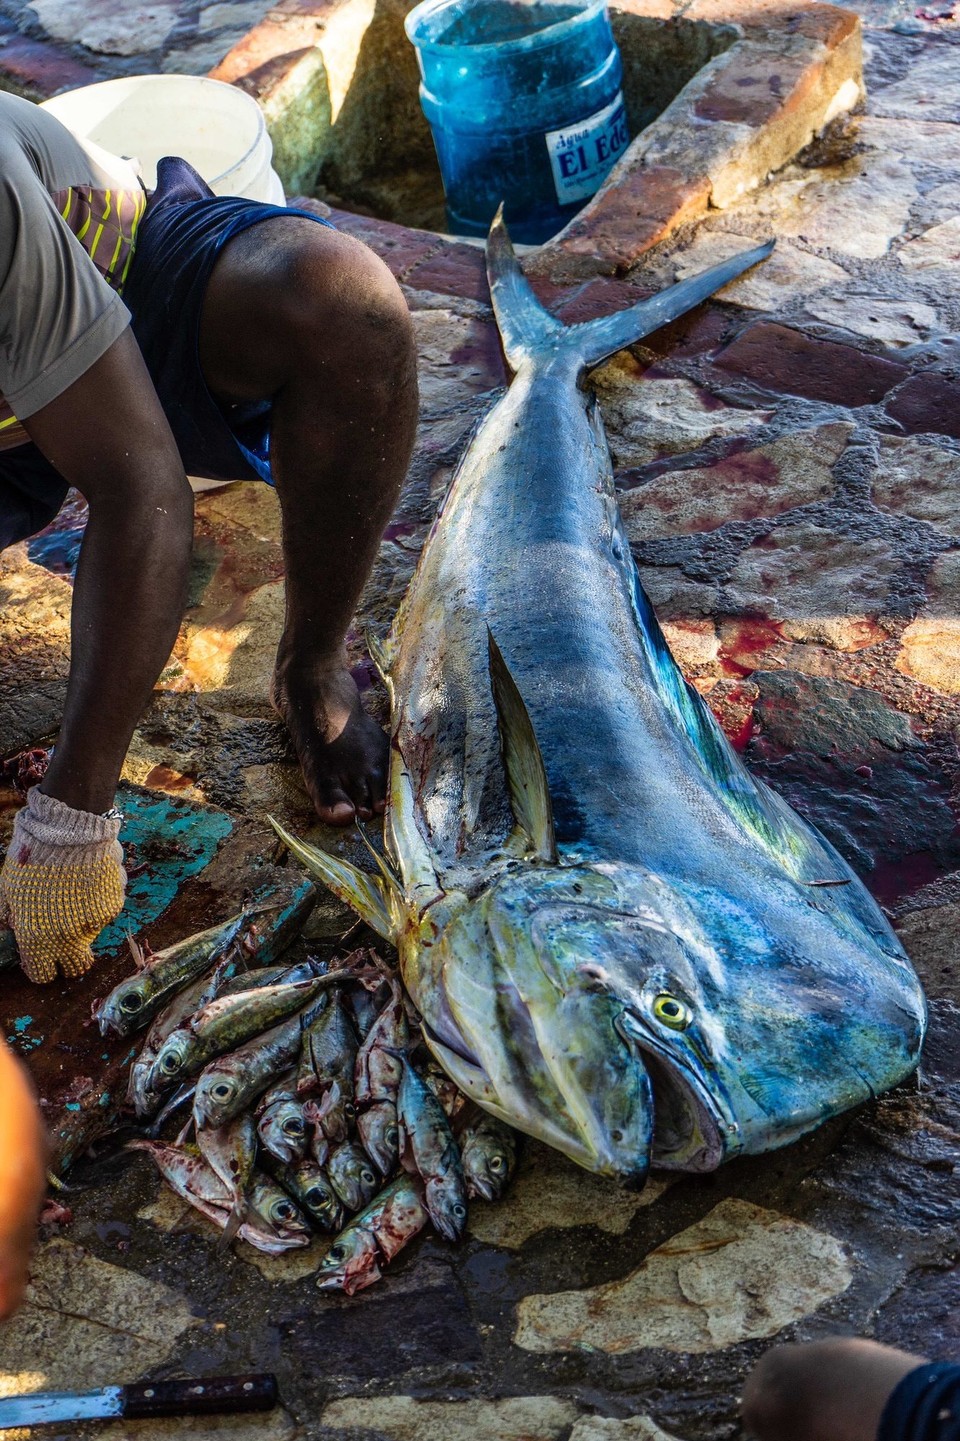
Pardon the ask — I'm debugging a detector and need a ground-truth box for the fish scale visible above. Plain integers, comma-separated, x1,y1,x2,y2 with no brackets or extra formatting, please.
271,216,926,1185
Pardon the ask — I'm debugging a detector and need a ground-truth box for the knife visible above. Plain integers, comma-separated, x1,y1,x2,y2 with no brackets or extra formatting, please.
0,1373,278,1429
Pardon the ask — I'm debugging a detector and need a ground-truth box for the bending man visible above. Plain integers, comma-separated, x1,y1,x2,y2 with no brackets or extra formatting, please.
0,91,417,984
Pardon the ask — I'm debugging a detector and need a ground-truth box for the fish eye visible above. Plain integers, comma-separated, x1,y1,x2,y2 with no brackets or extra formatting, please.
452,1203,466,1219
212,1082,233,1101
328,1244,346,1261
306,1186,329,1207
361,1168,376,1185
283,1117,305,1137
652,994,692,1031
386,1126,398,1145
119,992,144,1013
489,1156,505,1172
344,1102,356,1120
160,1049,183,1074
272,1200,296,1222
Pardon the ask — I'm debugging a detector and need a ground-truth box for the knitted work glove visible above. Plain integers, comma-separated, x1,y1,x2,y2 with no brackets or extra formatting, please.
0,790,126,984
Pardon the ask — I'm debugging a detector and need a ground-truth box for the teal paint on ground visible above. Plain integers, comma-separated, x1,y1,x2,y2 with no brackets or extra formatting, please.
7,1015,42,1052
97,785,234,955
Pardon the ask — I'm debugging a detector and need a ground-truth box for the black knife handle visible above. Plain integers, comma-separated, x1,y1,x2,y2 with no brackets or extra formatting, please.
121,1374,279,1418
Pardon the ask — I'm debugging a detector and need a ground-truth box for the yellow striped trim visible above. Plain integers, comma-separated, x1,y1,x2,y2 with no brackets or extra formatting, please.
0,185,149,449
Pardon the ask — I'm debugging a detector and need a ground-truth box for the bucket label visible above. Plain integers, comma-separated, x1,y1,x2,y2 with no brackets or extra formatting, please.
545,92,629,206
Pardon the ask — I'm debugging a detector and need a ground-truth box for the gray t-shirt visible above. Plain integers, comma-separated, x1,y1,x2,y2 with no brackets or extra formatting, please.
0,91,145,450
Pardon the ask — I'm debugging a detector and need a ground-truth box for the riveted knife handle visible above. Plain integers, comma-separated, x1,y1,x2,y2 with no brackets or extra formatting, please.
121,1374,279,1418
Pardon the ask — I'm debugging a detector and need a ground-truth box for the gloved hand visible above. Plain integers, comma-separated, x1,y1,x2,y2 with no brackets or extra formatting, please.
0,789,126,984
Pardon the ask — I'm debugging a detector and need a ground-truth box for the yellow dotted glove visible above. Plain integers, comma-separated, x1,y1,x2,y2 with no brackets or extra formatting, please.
0,790,126,984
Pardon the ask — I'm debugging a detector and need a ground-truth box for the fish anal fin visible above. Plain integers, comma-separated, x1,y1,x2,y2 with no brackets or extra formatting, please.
487,629,557,864
268,818,400,944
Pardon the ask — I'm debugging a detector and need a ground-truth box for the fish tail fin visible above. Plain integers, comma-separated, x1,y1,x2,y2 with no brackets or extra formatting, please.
487,206,564,371
217,1198,246,1252
486,208,773,373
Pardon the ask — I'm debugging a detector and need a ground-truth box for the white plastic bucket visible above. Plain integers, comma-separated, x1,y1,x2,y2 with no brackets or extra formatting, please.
41,74,285,204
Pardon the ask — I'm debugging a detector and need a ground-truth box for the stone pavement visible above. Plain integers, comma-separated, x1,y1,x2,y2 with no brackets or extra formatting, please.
1,0,960,1437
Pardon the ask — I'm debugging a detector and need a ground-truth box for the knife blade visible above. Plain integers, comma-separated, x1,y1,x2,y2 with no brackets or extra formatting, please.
0,1374,278,1429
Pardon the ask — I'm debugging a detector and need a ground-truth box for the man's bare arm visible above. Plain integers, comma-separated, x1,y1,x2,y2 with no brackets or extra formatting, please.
22,328,195,814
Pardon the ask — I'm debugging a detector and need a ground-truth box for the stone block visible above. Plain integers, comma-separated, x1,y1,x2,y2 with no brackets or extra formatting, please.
713,322,909,405
619,423,849,540
323,208,442,279
406,242,491,303
531,3,861,276
0,23,99,99
534,167,713,280
885,372,960,441
515,1197,853,1354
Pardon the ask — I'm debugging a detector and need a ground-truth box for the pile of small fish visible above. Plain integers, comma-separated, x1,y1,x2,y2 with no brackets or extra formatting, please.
96,882,517,1294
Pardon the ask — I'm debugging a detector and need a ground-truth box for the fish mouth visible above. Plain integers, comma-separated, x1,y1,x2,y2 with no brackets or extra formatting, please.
615,1012,727,1171
421,1016,652,1187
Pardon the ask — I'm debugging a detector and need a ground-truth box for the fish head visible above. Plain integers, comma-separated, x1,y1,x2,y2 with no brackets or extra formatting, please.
248,1179,312,1242
409,856,926,1180
296,1166,345,1233
409,864,681,1184
461,1121,517,1201
194,1064,243,1130
257,1102,309,1165
316,1226,381,1293
149,1030,195,1092
96,975,155,1037
647,866,927,1160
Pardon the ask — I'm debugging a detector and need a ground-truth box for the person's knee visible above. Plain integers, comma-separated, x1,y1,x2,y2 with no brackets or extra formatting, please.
281,230,416,401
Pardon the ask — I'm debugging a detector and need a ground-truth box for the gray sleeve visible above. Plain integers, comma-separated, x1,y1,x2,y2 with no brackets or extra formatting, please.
0,127,130,420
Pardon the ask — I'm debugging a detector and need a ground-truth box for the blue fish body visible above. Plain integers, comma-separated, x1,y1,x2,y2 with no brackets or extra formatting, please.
274,219,926,1183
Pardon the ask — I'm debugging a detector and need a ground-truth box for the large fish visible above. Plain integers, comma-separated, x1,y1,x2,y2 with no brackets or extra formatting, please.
273,216,927,1186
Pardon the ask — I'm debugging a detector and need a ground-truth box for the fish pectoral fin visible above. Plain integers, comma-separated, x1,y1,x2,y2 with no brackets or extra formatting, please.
268,818,401,944
364,628,395,690
487,628,557,864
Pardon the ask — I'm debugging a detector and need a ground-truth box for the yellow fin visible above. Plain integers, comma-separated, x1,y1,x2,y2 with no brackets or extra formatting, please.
365,629,394,686
268,818,400,943
487,629,557,863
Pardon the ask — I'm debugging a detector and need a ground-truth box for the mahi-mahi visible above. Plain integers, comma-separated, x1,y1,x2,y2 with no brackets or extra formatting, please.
274,216,926,1186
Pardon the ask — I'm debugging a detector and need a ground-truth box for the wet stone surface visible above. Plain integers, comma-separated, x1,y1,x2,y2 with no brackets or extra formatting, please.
0,2,960,1439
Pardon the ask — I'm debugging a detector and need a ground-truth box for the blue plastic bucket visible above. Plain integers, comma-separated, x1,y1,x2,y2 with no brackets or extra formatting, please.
405,0,628,244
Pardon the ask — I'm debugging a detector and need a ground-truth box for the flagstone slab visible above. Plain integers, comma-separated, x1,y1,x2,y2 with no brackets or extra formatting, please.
514,1198,853,1354
469,1141,672,1250
319,1395,580,1440
0,1240,196,1392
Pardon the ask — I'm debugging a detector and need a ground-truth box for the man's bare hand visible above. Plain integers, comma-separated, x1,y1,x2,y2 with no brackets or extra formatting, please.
0,1041,47,1318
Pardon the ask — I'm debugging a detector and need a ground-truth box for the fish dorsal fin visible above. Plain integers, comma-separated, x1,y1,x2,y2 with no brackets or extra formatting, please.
487,629,557,863
615,524,804,864
486,207,563,372
268,818,400,943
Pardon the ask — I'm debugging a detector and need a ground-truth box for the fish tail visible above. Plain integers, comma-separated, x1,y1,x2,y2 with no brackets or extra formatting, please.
217,1197,246,1252
486,208,773,374
486,206,564,370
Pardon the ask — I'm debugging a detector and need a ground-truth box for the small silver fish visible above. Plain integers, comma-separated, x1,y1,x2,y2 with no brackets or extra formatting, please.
327,1140,380,1213
196,1112,258,1248
256,1071,309,1165
356,1099,399,1177
267,1157,344,1234
459,1112,517,1201
315,1175,428,1295
397,1056,467,1242
128,1141,309,1254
